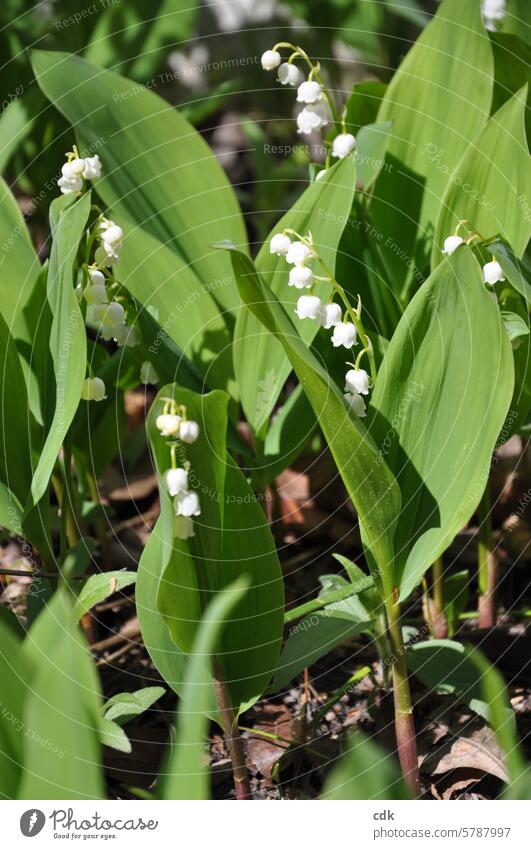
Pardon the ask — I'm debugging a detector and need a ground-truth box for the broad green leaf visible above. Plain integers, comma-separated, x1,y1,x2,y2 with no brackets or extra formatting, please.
372,0,493,289
322,731,411,799
491,33,531,141
271,610,373,692
118,217,237,400
136,519,192,701
0,309,33,505
0,618,32,797
407,639,515,729
355,121,392,191
28,192,90,507
0,94,35,173
261,385,316,483
73,570,137,620
227,248,401,586
233,156,356,433
369,248,514,599
0,176,41,341
20,590,104,799
161,577,249,801
433,88,531,268
31,50,247,316
103,686,165,724
149,386,284,714
502,310,529,342
345,80,387,135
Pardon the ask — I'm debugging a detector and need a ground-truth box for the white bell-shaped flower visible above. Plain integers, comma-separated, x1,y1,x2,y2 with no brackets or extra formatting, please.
278,63,301,86
270,233,292,256
166,467,188,496
295,295,322,320
63,159,85,177
286,240,312,266
331,322,357,349
289,266,314,289
174,514,195,539
88,268,105,286
115,324,140,347
296,103,328,134
345,368,370,396
175,489,201,517
82,155,102,180
156,413,181,437
261,50,281,70
344,392,367,417
317,302,342,329
140,360,159,384
83,283,107,305
179,420,200,444
332,133,356,159
442,235,464,255
297,80,322,104
315,169,327,181
58,170,83,195
81,377,106,402
483,260,505,285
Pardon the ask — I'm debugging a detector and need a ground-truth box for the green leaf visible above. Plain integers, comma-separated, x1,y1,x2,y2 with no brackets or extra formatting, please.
502,310,529,342
31,50,247,317
488,239,531,304
407,640,516,730
0,617,32,797
147,386,284,714
345,80,387,135
28,192,90,508
0,309,33,505
61,537,96,581
272,609,373,692
73,570,137,620
98,718,131,753
20,590,104,799
369,248,514,599
433,88,531,268
355,121,392,191
161,577,249,801
233,156,356,432
322,731,411,799
103,686,165,724
226,248,401,585
442,570,469,636
261,384,316,483
372,0,493,288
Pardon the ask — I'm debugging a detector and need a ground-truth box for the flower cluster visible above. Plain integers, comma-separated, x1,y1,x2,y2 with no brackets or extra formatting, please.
261,43,356,180
482,0,506,31
270,229,375,417
441,227,505,286
59,151,141,402
58,147,101,195
155,399,201,539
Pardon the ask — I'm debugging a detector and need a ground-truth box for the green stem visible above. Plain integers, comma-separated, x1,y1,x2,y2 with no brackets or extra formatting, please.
284,575,374,623
86,468,111,568
212,662,252,800
431,557,448,639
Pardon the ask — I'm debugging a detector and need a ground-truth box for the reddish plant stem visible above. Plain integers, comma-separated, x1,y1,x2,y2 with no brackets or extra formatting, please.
213,662,253,800
386,596,421,797
478,486,497,629
431,557,448,639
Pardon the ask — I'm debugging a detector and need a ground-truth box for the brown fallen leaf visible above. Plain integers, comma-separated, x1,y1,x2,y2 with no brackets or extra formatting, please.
421,717,508,783
245,703,302,780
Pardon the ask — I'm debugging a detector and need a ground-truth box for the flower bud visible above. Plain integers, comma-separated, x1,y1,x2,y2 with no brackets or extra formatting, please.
81,377,106,402
261,50,281,70
286,241,312,266
156,414,181,437
174,515,195,539
318,302,342,329
140,361,159,384
331,322,357,349
295,295,322,320
270,233,292,256
278,63,301,86
442,235,464,255
165,467,188,496
297,80,322,104
483,260,505,285
289,266,314,289
84,284,107,305
175,489,201,517
179,420,200,444
345,368,370,396
332,133,356,159
344,392,367,417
